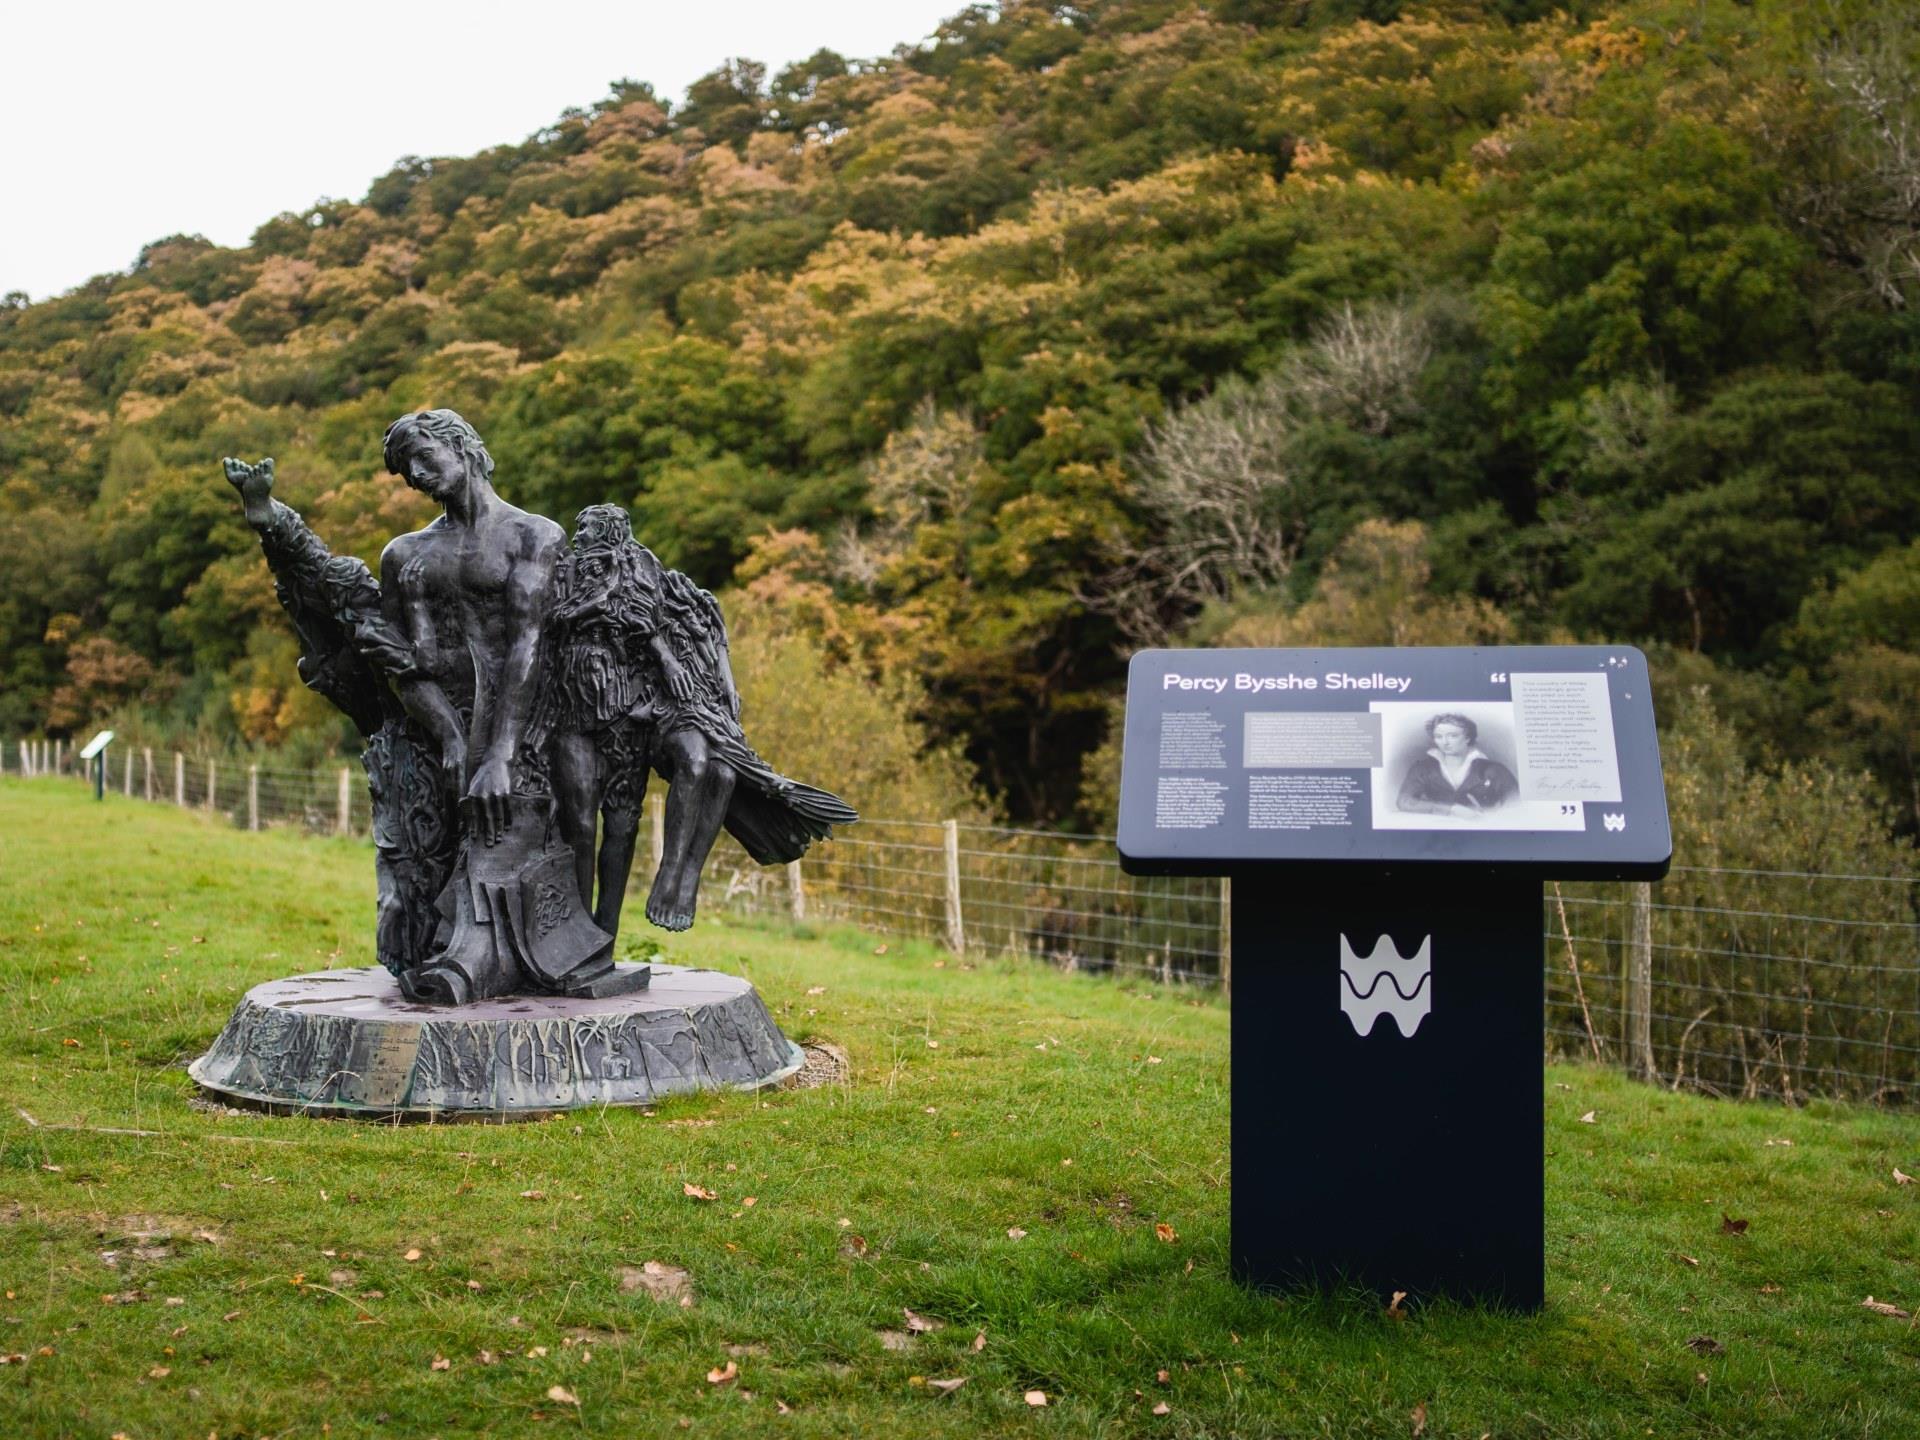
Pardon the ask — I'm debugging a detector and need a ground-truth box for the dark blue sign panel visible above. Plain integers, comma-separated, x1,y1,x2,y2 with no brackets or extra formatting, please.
1117,646,1670,879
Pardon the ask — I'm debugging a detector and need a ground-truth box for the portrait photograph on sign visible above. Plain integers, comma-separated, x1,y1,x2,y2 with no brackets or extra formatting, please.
1369,700,1583,832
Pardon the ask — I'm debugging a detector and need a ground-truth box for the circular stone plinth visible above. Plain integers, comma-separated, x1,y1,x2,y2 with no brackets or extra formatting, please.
188,964,803,1119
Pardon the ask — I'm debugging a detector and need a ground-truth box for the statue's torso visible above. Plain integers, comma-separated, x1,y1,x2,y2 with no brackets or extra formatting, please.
394,512,556,725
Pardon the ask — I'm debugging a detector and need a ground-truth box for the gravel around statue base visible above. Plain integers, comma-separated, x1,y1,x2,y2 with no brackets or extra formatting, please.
189,964,804,1118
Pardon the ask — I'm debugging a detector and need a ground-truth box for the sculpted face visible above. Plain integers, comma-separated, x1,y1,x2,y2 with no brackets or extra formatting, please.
399,434,467,501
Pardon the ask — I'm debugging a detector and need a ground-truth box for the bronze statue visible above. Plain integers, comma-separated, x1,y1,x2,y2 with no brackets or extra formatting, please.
221,409,854,1006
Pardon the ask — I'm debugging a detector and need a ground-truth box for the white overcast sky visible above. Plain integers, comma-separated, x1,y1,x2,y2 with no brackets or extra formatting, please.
3,0,964,301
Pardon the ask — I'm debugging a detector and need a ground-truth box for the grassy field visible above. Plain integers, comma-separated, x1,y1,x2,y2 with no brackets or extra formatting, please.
0,778,1916,1438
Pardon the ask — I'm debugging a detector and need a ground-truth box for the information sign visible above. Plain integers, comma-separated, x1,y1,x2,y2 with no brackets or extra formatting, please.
1118,646,1669,877
1115,647,1674,1310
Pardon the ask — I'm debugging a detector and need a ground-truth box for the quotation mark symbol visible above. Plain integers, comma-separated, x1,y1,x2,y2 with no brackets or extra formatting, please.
1603,813,1626,832
1489,671,1508,684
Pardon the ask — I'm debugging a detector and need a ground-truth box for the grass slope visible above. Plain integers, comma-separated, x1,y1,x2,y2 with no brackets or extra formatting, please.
0,779,1916,1439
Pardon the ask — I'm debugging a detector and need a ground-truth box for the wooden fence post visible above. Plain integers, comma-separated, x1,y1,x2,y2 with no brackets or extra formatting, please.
248,764,260,831
173,752,185,807
788,860,806,922
336,767,351,836
143,747,154,801
649,793,666,880
942,818,965,954
1219,876,1232,1001
17,740,27,777
206,758,217,813
123,748,133,796
1627,881,1656,1082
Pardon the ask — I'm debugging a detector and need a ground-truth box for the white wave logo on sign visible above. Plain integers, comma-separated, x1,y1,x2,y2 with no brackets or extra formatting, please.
1338,934,1432,1038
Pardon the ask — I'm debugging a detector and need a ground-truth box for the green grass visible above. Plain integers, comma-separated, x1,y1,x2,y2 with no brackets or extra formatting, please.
0,778,1916,1439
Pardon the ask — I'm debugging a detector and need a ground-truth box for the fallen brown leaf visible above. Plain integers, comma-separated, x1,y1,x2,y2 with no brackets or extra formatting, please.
520,1190,546,1201
873,945,889,955
805,985,826,996
683,1184,718,1202
1863,1296,1913,1319
1386,1290,1409,1320
707,1360,739,1385
972,1330,987,1353
431,1356,450,1371
1025,1390,1049,1407
1676,1254,1700,1268
903,1308,944,1333
1411,1401,1427,1437
548,1384,580,1405
1152,1401,1171,1416
928,1377,967,1394
147,1365,170,1379
1685,1335,1725,1356
1154,1222,1178,1244
842,1234,869,1258
1578,1111,1597,1124
1155,1368,1170,1384
1720,1215,1750,1236
1007,1226,1027,1240
619,1261,693,1307
1760,1283,1782,1294
403,1248,422,1262
878,1330,915,1351
1895,1167,1915,1186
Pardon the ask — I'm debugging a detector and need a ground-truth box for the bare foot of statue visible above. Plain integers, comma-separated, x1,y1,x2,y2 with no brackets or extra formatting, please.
644,867,698,932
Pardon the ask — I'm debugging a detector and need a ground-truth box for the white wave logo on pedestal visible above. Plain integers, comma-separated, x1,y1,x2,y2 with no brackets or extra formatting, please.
1338,934,1432,1038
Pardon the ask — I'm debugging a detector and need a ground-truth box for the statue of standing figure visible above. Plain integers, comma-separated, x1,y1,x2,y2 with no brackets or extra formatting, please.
221,408,855,1005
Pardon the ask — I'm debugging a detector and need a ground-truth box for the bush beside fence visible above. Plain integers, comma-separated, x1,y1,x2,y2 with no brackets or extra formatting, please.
9,739,1917,1106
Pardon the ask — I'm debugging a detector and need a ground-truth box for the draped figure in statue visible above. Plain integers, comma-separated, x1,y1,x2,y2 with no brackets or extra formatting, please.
542,504,858,933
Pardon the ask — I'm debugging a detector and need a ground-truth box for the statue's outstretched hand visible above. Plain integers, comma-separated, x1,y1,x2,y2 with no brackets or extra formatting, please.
222,457,276,517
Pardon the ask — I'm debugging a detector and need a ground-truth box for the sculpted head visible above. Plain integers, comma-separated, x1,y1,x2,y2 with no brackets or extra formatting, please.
571,504,633,552
383,409,494,502
321,555,381,623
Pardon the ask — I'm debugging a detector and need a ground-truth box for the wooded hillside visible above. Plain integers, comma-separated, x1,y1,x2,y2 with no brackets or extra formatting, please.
3,0,1916,827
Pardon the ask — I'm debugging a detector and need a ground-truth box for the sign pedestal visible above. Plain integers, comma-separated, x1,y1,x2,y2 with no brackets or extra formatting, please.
1232,875,1543,1309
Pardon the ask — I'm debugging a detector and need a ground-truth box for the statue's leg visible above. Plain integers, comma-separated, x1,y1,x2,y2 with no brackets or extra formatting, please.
647,729,735,932
550,730,602,913
596,774,647,939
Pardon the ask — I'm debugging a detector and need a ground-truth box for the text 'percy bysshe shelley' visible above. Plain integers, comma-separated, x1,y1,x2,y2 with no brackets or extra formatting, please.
1162,671,1412,694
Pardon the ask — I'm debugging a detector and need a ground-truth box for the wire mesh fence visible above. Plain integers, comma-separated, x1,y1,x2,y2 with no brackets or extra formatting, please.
8,738,1918,1105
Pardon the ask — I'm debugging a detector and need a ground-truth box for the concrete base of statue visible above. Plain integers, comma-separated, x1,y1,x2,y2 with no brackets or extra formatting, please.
188,963,804,1119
